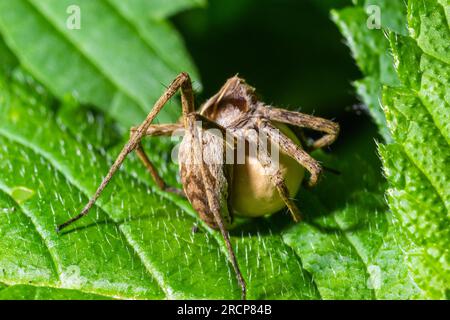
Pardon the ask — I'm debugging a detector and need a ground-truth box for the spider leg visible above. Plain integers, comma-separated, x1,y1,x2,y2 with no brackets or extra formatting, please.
250,132,302,222
260,106,339,150
187,115,246,300
130,124,185,197
272,172,302,222
57,72,194,232
259,120,323,187
130,124,183,137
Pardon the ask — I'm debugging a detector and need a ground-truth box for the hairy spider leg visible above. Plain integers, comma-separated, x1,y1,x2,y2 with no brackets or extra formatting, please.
187,114,247,299
261,106,340,151
259,120,323,187
130,124,185,197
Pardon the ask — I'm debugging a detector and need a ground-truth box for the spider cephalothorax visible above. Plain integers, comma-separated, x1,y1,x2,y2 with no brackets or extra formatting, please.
57,73,339,300
200,76,260,128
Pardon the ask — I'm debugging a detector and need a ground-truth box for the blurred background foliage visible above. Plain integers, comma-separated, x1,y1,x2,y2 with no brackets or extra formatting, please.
174,0,379,161
177,0,357,112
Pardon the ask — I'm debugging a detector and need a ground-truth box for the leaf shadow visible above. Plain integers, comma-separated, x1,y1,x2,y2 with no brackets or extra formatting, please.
58,213,156,236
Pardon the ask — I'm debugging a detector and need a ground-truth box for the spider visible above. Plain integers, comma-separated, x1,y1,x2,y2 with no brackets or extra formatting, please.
57,73,339,300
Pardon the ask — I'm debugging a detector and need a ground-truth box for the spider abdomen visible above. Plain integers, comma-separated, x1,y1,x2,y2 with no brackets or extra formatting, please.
178,128,233,229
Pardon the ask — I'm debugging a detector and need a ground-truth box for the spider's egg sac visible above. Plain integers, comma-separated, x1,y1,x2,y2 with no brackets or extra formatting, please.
230,123,305,217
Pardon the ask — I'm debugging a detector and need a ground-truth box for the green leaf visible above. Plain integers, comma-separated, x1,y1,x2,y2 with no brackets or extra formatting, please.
0,35,17,75
380,142,449,299
1,0,440,298
0,77,322,300
0,284,111,300
381,0,450,298
282,151,419,299
0,63,419,299
408,0,450,64
0,0,201,128
334,0,450,298
363,0,408,35
381,87,450,299
108,0,206,20
332,5,402,141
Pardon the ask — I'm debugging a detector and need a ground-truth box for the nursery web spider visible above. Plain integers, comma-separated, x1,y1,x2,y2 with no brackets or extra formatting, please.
57,73,339,299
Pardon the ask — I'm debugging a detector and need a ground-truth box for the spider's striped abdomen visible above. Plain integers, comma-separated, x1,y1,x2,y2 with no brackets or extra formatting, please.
178,128,233,229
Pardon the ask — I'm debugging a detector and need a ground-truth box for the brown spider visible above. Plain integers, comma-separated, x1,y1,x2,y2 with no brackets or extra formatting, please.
57,73,339,300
